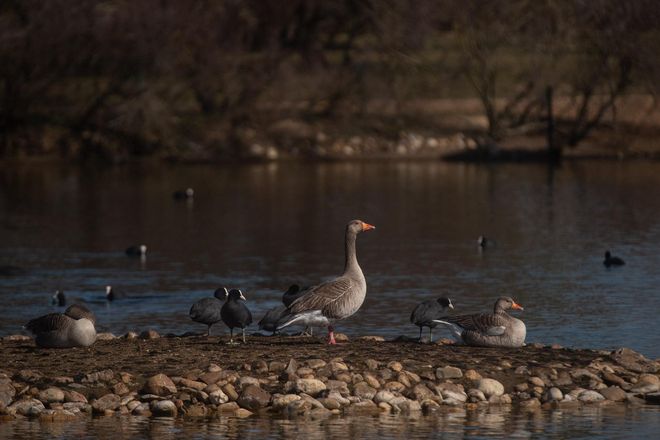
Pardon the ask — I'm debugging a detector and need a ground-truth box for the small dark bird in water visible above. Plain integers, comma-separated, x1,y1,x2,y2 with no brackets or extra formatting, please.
125,245,147,257
105,285,127,301
126,244,147,257
221,289,253,344
603,250,625,267
189,287,227,336
173,188,194,200
52,290,66,307
477,236,489,248
410,297,454,342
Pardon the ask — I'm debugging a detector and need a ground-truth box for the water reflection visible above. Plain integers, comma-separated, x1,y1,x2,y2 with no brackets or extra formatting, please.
1,406,660,439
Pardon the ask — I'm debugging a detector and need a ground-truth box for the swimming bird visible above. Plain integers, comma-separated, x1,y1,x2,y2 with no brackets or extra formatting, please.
125,245,147,257
276,219,376,344
603,250,625,267
477,236,488,248
410,297,454,342
24,304,97,348
173,188,194,200
189,287,227,336
221,289,253,344
105,285,128,301
51,290,67,307
433,297,526,348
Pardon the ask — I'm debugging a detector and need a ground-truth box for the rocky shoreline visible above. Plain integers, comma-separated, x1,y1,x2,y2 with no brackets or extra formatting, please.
1,334,659,422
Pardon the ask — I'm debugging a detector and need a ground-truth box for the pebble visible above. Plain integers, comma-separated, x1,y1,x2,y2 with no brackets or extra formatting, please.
38,387,64,403
578,390,605,403
543,387,563,402
436,366,463,379
599,386,627,402
478,378,504,398
151,400,177,417
295,378,326,396
143,374,177,396
237,385,271,410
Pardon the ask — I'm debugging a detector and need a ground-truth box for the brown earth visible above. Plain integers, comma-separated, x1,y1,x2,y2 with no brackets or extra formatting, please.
0,335,604,388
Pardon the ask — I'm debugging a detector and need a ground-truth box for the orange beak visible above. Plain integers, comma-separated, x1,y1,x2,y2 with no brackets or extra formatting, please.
361,222,376,231
511,301,524,311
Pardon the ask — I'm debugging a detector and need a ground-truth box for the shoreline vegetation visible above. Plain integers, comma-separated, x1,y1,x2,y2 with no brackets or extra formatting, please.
2,2,660,165
1,334,659,421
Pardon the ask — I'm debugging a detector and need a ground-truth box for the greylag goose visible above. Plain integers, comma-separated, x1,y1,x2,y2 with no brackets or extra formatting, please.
433,296,525,348
410,297,454,342
190,287,227,335
603,250,625,267
221,289,253,344
173,188,194,200
125,245,147,257
24,304,97,348
276,219,375,344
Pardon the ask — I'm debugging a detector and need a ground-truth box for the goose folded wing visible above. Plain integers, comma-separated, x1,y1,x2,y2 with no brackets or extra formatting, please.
25,313,71,334
288,278,354,318
444,313,508,335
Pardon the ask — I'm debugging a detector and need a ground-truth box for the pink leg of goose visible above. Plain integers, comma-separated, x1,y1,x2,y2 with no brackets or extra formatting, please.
328,325,336,345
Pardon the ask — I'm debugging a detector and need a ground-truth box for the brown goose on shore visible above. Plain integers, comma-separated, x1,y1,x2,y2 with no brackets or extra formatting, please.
433,297,526,348
276,219,375,344
24,304,97,348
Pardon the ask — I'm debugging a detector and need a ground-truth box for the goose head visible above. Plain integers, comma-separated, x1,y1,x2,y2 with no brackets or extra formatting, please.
495,296,524,313
347,219,375,235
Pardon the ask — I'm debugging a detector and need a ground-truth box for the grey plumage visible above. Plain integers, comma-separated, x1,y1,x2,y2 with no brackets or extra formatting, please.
24,305,97,348
434,296,526,348
277,219,375,344
190,287,227,335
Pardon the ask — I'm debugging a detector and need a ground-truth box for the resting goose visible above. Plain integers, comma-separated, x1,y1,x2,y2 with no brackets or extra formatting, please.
603,250,625,267
276,219,375,344
434,296,526,348
410,297,454,342
189,287,227,335
24,304,97,348
221,289,253,344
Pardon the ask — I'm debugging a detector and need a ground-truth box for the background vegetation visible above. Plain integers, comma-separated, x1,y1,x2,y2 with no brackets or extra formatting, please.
2,0,659,162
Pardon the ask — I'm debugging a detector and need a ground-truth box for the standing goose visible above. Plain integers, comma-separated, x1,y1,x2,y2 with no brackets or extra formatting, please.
24,304,97,348
189,287,227,335
221,289,253,344
433,297,526,348
410,297,454,342
603,250,625,267
276,219,375,344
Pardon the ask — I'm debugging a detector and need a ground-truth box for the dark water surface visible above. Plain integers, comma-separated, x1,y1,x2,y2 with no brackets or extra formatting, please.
1,161,660,355
2,161,660,438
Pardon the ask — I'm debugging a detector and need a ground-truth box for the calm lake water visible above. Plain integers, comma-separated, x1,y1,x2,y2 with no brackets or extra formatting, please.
1,160,660,438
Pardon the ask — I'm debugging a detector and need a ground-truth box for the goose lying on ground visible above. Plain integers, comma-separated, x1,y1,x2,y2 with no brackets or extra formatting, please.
189,287,227,335
24,304,97,348
221,289,253,344
276,219,375,344
410,297,454,342
434,296,525,348
603,250,625,267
